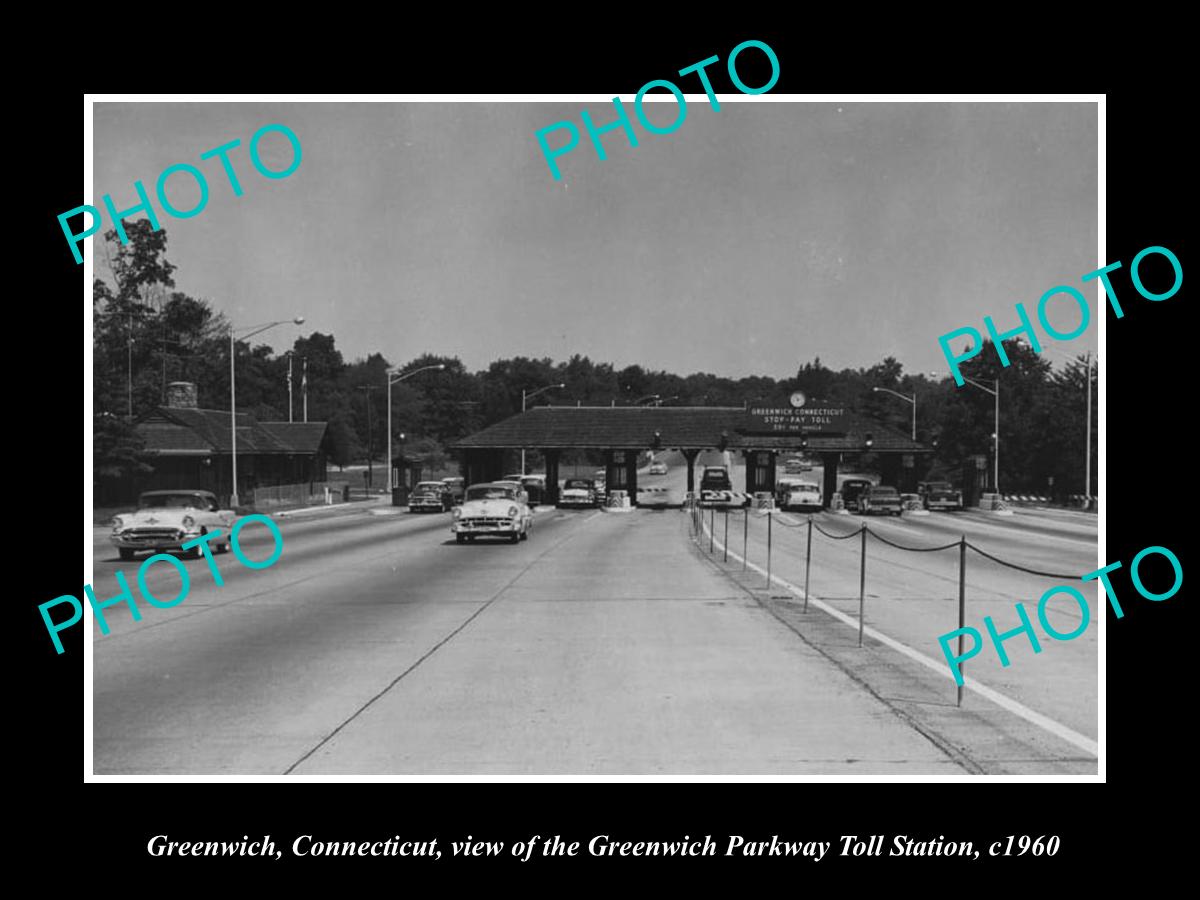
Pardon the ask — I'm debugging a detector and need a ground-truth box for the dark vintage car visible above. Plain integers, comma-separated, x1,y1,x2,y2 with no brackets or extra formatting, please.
699,466,737,507
918,480,964,511
558,478,600,509
840,478,874,512
441,477,466,505
859,484,903,516
409,481,453,512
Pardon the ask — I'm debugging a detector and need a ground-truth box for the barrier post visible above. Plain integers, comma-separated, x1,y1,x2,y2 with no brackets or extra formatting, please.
742,508,748,572
858,524,867,648
709,506,715,554
957,536,966,708
723,509,729,562
804,515,813,613
766,509,773,589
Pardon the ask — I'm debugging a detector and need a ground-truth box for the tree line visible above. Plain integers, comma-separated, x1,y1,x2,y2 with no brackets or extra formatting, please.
92,224,1098,497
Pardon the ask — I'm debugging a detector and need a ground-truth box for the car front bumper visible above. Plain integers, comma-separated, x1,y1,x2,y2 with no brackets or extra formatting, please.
111,530,201,551
452,519,521,534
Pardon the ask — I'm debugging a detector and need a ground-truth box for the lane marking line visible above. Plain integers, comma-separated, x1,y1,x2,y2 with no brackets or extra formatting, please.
696,520,1099,758
283,511,599,774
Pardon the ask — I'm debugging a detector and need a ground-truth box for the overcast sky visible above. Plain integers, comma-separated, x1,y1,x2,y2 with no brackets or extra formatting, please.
93,100,1097,378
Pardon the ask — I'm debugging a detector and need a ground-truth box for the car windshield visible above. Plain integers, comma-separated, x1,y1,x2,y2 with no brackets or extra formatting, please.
467,486,516,501
564,480,592,489
925,482,951,491
139,493,208,510
872,487,898,495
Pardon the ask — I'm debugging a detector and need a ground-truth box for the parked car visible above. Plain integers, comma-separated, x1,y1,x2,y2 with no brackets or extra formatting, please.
783,457,812,474
777,479,823,511
110,490,235,561
409,481,453,512
840,478,874,512
648,459,668,475
859,484,903,516
441,477,465,505
558,478,600,509
451,482,533,543
918,480,964,511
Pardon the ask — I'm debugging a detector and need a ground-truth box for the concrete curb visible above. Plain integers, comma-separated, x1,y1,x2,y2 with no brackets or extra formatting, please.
274,501,388,519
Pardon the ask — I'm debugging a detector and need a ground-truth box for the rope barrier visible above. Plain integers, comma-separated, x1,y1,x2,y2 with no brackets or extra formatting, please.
866,529,961,553
964,541,1079,581
812,521,861,541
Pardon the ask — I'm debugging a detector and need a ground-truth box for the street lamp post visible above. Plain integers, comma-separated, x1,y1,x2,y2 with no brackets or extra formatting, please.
520,383,565,474
1019,339,1095,500
230,317,305,508
962,376,1000,494
871,387,916,440
386,364,446,492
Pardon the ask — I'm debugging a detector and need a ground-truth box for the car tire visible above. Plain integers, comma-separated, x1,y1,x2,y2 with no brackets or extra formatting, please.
519,530,528,541
189,531,206,559
509,533,519,543
456,534,466,544
118,548,136,561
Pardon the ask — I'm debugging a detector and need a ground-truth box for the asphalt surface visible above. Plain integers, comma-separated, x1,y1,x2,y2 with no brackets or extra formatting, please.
90,453,1097,775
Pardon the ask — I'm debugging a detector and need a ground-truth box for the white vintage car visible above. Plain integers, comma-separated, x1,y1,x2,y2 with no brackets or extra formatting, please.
111,490,235,561
451,482,533,544
777,479,823,512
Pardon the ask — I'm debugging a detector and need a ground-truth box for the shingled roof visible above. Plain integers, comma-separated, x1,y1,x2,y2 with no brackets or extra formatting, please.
452,406,930,453
137,408,328,455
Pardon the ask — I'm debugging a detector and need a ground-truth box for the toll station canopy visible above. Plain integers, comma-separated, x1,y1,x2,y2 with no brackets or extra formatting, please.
452,404,931,507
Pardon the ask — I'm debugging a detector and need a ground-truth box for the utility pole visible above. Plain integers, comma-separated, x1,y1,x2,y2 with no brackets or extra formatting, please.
287,352,294,423
302,357,308,423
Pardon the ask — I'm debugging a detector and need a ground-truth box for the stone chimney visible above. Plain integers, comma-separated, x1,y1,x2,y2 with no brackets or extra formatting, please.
165,381,199,409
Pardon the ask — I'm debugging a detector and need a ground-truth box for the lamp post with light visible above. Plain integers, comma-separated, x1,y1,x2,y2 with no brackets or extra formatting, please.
520,383,565,474
871,387,916,441
230,316,306,508
386,364,446,492
1016,337,1094,500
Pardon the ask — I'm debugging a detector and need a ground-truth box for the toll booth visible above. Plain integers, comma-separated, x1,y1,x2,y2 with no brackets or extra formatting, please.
604,449,639,506
742,449,777,495
960,454,989,507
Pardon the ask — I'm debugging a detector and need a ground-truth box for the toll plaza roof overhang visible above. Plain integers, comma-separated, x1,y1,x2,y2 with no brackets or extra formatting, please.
452,406,932,454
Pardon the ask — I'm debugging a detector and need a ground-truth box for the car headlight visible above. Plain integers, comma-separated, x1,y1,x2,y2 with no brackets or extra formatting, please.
452,507,462,519
182,515,196,528
111,516,124,530
508,506,519,518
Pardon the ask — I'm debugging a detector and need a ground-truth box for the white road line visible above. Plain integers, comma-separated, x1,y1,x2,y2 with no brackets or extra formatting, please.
697,520,1099,758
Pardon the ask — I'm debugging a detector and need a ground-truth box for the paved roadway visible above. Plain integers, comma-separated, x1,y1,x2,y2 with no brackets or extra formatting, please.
91,453,1097,775
681,449,1099,772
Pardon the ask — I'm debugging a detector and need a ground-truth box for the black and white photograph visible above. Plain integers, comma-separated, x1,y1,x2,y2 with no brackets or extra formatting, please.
82,95,1102,778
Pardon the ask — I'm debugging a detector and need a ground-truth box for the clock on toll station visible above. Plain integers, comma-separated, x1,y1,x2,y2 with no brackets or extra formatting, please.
790,391,806,408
